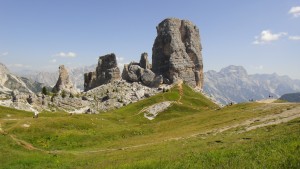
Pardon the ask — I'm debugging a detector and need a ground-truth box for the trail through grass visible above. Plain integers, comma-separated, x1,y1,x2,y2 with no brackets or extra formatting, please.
0,84,299,168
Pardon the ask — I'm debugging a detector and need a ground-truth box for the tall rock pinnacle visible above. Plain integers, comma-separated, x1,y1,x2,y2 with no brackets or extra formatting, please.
84,53,121,91
52,65,78,94
152,18,204,88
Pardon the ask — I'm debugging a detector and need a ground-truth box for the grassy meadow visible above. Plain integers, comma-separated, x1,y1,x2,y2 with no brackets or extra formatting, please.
0,84,299,168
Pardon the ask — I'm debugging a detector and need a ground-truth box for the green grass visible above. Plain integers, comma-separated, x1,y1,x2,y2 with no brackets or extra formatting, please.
0,84,299,168
273,99,288,103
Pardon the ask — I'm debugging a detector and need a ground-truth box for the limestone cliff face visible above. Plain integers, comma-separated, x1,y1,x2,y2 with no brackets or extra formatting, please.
52,65,78,94
84,53,121,91
152,18,204,88
0,63,33,94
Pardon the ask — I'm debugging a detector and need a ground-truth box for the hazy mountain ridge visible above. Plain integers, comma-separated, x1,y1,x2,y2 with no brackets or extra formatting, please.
279,92,300,102
18,65,97,90
203,65,300,104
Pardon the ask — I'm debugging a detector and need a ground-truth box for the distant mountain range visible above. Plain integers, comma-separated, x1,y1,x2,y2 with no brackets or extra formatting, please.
204,65,300,104
13,64,300,104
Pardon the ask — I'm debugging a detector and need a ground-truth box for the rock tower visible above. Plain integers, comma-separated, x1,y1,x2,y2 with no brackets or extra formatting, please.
84,53,121,91
152,18,204,88
52,65,78,94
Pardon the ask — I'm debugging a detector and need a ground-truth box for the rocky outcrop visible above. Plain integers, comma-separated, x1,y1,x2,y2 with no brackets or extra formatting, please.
52,65,78,94
84,80,160,111
143,101,173,120
84,53,121,91
122,53,162,87
139,53,151,69
152,18,204,88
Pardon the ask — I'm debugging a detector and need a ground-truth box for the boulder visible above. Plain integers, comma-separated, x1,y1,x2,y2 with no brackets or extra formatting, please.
141,69,155,86
152,18,204,88
151,75,163,88
135,89,145,100
122,63,144,82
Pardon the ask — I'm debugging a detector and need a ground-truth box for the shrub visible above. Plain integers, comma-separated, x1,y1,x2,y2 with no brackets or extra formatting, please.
61,90,66,98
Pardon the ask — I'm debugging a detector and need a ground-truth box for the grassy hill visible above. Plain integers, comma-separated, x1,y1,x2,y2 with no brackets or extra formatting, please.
280,92,300,103
0,83,299,168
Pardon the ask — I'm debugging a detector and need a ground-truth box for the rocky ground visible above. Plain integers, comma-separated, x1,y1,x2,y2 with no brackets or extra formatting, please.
0,79,171,115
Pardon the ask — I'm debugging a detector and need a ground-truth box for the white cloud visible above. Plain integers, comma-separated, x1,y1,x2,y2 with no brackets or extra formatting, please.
289,6,300,18
116,56,124,62
289,36,300,40
50,59,57,63
1,52,8,56
7,64,31,68
254,65,264,70
54,52,77,58
253,30,287,45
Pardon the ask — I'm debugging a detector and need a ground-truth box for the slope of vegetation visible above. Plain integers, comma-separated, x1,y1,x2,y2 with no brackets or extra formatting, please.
0,84,299,168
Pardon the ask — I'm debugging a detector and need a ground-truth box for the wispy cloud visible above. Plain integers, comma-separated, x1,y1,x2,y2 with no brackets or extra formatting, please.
7,64,31,68
289,6,300,18
1,52,8,56
254,65,264,70
54,52,77,58
289,36,300,40
49,59,57,63
253,30,287,45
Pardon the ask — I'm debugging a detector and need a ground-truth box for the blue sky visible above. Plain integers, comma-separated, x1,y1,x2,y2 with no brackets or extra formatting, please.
0,0,299,79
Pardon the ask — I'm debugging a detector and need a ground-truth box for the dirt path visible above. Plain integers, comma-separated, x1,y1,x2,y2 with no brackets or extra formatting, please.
256,99,277,103
192,105,300,136
245,106,300,131
177,80,183,103
10,135,44,151
0,123,3,134
6,104,300,155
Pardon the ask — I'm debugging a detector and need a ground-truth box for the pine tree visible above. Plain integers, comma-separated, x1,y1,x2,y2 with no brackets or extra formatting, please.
42,87,48,95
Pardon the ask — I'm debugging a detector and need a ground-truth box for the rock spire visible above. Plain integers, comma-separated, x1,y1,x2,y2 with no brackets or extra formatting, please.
52,65,78,94
84,53,121,91
152,18,204,88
